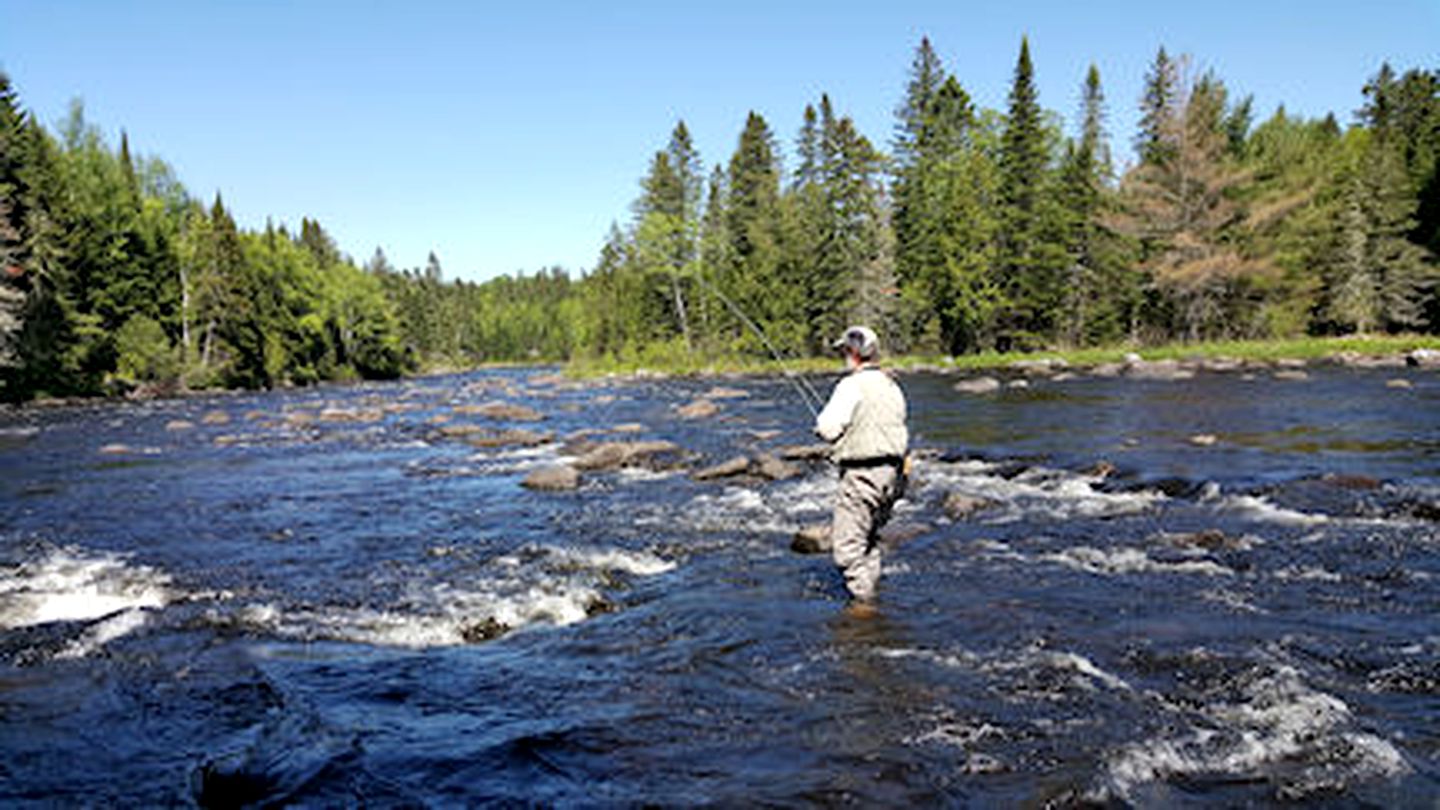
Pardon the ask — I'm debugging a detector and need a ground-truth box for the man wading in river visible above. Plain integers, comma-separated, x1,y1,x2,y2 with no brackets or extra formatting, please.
814,326,909,614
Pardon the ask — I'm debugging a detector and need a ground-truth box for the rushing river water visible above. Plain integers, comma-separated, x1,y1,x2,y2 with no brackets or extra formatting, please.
1,364,1438,806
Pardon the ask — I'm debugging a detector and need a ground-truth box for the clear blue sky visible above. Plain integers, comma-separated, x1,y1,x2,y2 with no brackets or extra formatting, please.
2,1,1435,282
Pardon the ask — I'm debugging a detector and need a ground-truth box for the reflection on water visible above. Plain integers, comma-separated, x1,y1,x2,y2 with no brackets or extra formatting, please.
0,365,1437,805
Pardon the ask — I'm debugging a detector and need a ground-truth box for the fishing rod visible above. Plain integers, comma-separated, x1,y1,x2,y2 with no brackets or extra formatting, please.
682,270,825,419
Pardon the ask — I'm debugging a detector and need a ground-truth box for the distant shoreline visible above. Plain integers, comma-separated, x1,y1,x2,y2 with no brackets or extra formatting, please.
563,334,1440,380
4,334,1438,412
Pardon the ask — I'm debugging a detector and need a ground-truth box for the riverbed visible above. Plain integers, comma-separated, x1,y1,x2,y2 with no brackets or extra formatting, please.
1,364,1437,805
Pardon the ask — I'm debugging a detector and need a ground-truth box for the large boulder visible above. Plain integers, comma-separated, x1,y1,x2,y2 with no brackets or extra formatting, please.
522,465,580,491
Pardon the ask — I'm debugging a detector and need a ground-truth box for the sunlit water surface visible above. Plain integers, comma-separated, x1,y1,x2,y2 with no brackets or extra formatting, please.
1,365,1437,806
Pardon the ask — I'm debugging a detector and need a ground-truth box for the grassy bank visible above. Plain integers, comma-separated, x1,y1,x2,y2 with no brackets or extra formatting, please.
565,334,1440,379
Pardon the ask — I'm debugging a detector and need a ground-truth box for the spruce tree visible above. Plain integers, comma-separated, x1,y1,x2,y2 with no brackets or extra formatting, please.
1137,47,1180,166
0,73,28,374
1058,64,1133,346
995,36,1067,349
722,112,797,353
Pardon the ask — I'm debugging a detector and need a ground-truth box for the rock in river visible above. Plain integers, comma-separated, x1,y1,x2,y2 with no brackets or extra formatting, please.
943,493,991,520
454,401,545,422
571,440,681,471
522,465,580,491
953,377,1001,394
676,399,720,419
792,523,832,554
692,456,751,481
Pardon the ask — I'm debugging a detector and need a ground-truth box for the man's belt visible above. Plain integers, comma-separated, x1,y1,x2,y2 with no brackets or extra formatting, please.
838,455,905,470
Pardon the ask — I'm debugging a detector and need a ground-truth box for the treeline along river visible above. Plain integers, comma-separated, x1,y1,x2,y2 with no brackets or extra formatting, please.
0,361,1437,806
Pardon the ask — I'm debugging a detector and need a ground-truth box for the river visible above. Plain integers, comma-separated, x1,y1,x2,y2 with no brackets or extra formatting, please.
1,363,1437,806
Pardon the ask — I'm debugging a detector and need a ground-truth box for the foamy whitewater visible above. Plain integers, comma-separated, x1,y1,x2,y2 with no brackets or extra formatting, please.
1,365,1436,805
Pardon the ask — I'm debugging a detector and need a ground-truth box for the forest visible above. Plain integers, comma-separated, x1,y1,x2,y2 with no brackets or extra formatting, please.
1,39,1437,401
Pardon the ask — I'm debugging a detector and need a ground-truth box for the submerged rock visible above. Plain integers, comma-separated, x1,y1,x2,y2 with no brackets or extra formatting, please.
460,617,510,643
165,420,196,432
879,521,932,546
466,428,554,449
1166,529,1248,551
1273,369,1310,381
522,465,580,491
201,410,231,426
676,399,720,419
1321,472,1381,490
943,493,991,520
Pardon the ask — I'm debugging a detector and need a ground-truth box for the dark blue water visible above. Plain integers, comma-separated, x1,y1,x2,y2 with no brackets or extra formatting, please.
1,364,1438,806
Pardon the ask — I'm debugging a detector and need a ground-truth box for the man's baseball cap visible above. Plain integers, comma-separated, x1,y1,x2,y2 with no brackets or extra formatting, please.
832,326,879,360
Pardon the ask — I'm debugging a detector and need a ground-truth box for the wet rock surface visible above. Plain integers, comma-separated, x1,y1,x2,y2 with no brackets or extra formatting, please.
522,465,580,491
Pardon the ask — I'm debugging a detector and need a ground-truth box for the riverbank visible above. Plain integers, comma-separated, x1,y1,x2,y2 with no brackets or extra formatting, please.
565,334,1440,379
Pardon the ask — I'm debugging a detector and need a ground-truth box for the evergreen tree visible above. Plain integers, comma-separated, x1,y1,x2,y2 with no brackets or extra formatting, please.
892,36,947,169
792,94,891,351
995,36,1068,349
1058,64,1135,345
631,121,704,350
0,73,28,371
721,112,798,353
1361,64,1440,256
1321,131,1437,332
1137,47,1180,166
